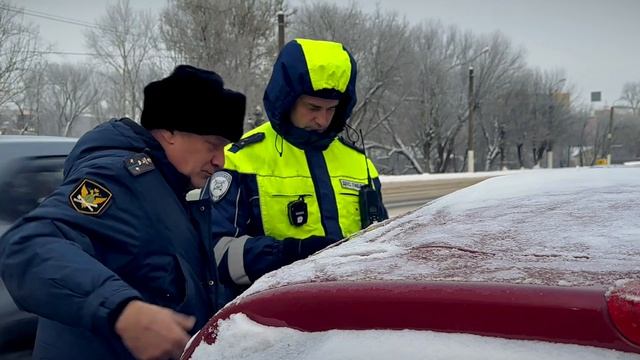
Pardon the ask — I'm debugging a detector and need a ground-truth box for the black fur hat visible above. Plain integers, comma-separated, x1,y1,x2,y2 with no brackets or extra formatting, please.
140,65,246,142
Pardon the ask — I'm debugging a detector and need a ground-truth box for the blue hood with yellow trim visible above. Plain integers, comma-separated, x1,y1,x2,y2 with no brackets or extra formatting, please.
263,39,357,151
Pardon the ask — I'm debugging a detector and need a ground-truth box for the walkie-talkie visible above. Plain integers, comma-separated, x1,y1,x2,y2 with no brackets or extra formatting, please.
358,130,381,229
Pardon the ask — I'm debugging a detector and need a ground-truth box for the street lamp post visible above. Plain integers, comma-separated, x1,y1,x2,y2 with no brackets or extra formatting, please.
460,46,489,173
448,47,490,71
277,11,285,51
467,66,475,173
607,106,615,165
546,78,566,169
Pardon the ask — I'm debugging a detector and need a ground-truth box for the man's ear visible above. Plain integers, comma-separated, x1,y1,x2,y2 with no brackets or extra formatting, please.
155,129,176,144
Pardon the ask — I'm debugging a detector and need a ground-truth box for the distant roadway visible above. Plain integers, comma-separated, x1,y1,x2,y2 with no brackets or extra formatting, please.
381,176,494,217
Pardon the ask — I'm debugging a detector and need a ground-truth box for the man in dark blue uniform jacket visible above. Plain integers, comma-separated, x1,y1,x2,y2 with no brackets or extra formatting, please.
0,65,245,359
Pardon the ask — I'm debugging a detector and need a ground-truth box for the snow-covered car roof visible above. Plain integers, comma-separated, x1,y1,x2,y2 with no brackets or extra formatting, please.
184,167,640,360
243,167,640,298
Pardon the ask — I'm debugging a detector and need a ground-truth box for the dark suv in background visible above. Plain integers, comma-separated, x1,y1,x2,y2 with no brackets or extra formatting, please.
0,135,76,360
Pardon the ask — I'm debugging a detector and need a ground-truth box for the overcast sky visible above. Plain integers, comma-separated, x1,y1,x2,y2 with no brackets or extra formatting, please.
18,0,640,107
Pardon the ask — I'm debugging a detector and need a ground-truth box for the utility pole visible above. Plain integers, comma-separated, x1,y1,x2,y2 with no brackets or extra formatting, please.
547,78,566,169
607,106,614,165
467,66,475,173
547,102,554,169
277,11,285,51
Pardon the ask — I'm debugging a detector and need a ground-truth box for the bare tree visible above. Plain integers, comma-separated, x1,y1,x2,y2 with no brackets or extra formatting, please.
290,3,609,174
466,32,525,170
620,81,640,115
11,59,48,134
39,63,100,136
160,0,285,130
291,1,370,57
612,112,640,162
406,29,489,173
292,2,416,172
0,2,41,109
85,0,158,120
406,22,465,173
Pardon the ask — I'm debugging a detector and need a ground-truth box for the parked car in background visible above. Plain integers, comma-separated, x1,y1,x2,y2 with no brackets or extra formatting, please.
184,167,640,360
0,135,76,360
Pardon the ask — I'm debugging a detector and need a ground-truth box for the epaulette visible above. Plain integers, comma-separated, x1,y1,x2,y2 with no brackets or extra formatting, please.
124,153,155,176
228,132,265,153
338,136,365,154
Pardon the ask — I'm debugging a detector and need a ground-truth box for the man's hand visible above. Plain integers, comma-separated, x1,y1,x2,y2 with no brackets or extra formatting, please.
115,300,195,360
281,236,341,265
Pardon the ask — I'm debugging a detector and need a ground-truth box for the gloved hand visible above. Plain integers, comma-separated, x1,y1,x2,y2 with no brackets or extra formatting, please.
281,236,341,264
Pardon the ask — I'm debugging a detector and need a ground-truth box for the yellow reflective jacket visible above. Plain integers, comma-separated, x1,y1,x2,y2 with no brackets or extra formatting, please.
204,38,387,310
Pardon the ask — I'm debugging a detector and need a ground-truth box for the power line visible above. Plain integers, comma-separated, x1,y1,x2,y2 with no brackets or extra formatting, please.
0,4,103,30
0,3,166,56
0,3,149,37
34,51,99,56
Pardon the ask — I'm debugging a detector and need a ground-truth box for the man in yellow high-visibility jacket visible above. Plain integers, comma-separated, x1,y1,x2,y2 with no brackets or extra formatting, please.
203,38,388,309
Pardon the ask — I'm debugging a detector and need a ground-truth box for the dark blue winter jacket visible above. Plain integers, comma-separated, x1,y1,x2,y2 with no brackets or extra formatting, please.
0,118,216,359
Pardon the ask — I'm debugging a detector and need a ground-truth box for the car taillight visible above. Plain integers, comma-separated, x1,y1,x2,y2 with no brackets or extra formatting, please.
607,279,640,345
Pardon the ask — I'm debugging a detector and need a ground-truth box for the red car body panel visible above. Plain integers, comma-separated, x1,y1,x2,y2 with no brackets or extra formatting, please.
183,281,640,359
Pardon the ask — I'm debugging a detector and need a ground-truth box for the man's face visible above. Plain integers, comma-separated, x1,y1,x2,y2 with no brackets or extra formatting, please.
290,95,340,133
164,131,229,188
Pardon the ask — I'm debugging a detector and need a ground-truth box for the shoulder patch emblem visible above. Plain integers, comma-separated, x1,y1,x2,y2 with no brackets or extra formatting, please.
124,153,155,176
209,171,232,202
69,179,112,215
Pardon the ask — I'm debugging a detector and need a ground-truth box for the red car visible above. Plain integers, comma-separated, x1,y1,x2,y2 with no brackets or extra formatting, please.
184,167,640,359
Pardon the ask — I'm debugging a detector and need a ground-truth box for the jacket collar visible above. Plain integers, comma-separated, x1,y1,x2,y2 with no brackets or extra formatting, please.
120,118,192,200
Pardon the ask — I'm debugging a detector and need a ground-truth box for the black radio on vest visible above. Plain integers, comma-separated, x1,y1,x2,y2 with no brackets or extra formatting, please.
288,196,308,226
358,130,381,229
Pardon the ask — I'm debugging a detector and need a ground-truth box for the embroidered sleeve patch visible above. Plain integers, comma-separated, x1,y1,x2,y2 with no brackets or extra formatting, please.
69,179,112,215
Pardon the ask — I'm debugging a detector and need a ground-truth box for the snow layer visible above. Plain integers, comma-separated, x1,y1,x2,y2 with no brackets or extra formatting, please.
190,313,640,360
244,167,640,298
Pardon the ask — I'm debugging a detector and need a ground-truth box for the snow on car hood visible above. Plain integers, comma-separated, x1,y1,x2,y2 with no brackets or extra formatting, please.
243,167,640,299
